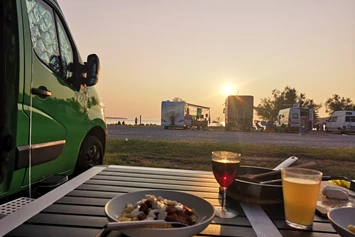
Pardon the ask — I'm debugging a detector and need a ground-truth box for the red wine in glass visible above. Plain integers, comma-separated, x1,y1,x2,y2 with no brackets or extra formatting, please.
212,160,240,188
211,151,241,219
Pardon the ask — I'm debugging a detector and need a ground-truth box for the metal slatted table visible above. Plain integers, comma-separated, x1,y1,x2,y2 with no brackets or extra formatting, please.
0,165,339,237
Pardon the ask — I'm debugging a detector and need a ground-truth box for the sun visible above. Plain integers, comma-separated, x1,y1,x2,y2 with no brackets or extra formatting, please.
223,85,233,94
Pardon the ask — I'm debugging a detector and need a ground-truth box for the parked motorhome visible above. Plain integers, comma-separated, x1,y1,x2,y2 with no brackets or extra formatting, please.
276,107,314,132
325,111,355,133
223,95,254,131
0,0,107,200
161,101,210,129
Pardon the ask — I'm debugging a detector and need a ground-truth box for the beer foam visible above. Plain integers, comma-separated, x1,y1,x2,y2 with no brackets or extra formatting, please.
283,177,319,185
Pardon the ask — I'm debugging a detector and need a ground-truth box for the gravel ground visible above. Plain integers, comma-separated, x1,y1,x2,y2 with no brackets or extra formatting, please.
108,125,355,148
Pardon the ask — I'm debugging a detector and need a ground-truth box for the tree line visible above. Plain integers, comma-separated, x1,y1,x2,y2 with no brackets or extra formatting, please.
256,86,355,122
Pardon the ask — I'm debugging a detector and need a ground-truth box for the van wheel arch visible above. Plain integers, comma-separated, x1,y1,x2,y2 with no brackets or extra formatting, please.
74,126,106,175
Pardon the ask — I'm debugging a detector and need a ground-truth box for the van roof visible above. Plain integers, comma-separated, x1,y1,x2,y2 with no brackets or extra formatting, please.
332,110,355,115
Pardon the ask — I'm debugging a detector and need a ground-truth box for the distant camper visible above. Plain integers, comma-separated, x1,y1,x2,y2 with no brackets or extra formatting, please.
325,110,355,134
276,107,314,132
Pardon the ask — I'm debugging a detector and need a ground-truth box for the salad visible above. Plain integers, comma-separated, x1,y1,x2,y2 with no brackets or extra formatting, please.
117,194,197,227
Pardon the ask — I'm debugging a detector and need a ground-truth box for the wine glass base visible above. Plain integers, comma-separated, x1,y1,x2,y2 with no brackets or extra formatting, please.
214,207,238,218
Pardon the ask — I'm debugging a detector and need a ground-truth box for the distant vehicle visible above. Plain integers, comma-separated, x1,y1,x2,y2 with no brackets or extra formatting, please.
276,107,314,132
161,101,210,129
0,0,107,200
223,95,254,131
252,120,265,132
325,111,355,134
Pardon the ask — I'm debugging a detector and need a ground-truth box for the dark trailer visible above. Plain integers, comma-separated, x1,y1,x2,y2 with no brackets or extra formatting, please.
224,95,254,131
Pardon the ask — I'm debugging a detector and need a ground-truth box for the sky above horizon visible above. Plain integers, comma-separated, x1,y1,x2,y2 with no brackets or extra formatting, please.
57,0,355,120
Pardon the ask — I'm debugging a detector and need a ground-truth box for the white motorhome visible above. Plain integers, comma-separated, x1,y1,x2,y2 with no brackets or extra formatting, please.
276,107,314,132
325,111,355,133
161,101,210,129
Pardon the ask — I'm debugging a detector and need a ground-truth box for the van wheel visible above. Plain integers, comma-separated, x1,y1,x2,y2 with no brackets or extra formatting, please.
74,135,103,175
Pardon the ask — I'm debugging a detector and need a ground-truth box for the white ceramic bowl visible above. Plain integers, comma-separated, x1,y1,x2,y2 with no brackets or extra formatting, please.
105,190,215,237
328,207,355,237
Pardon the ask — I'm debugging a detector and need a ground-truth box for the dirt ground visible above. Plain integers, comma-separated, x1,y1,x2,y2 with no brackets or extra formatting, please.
108,125,355,148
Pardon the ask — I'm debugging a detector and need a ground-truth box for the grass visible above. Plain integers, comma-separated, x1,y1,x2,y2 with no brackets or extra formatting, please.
104,139,355,179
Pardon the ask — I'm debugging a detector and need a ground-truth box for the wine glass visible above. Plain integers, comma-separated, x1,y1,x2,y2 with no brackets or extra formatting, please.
212,151,241,218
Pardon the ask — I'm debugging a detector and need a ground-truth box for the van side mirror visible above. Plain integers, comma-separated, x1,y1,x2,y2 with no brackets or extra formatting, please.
85,54,100,86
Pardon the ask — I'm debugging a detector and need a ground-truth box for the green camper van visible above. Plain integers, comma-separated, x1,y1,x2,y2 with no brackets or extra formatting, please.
0,0,107,199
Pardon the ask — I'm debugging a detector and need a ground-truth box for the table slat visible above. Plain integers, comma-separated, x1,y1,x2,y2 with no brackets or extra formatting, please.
6,224,100,237
102,167,214,178
76,184,221,199
92,174,219,188
84,179,219,193
98,171,216,183
42,204,105,216
26,213,107,228
279,230,340,237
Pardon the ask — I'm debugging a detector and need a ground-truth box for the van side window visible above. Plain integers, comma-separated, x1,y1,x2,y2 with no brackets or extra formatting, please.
332,117,337,122
56,15,74,80
351,116,355,122
292,113,298,119
25,0,60,75
346,116,350,122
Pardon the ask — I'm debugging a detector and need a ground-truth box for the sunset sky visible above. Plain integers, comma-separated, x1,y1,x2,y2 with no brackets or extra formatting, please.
57,0,355,121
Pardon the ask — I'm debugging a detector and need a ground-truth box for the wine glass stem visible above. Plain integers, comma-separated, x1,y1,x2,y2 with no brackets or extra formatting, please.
221,187,227,211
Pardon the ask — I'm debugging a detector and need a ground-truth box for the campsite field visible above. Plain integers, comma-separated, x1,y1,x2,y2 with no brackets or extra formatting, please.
105,125,355,179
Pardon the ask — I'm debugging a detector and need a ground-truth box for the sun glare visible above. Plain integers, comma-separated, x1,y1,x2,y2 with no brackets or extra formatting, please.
223,85,233,94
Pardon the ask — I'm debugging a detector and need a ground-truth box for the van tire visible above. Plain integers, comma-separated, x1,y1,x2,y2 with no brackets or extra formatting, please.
74,135,103,175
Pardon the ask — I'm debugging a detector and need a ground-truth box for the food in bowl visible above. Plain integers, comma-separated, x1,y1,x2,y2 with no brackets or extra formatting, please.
117,194,197,227
349,224,355,233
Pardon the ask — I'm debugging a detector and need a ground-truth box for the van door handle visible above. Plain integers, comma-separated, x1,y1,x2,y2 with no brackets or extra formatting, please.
31,88,52,97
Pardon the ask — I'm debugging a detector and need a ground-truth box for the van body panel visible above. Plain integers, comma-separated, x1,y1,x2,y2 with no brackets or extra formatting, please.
161,101,186,127
276,107,314,132
0,0,22,196
0,0,107,198
325,111,355,133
